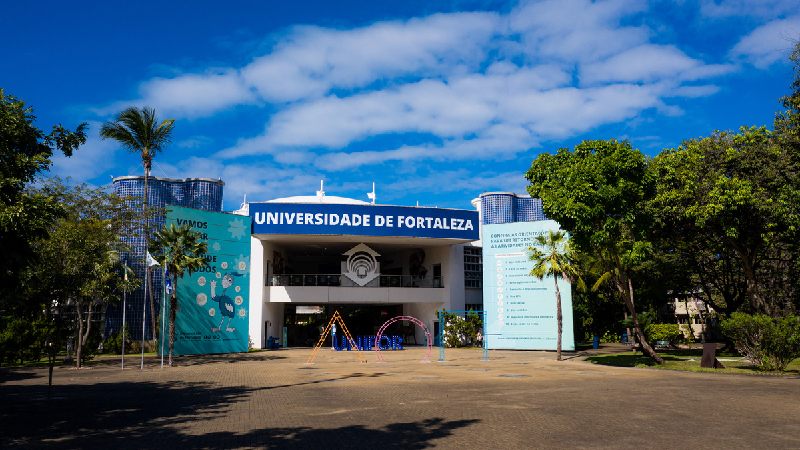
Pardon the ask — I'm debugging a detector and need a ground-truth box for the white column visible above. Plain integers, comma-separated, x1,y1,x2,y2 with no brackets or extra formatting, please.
248,236,265,349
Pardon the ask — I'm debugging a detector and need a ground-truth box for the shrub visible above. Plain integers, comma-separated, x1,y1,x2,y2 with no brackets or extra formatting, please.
104,324,131,355
438,310,483,348
620,311,655,343
720,313,800,371
0,316,40,365
80,326,103,363
599,332,621,343
644,323,683,346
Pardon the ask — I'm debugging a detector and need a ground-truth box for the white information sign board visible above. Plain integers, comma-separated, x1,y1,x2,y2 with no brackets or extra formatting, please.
483,220,575,350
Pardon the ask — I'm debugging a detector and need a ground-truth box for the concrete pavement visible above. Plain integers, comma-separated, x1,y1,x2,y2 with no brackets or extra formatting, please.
2,346,799,449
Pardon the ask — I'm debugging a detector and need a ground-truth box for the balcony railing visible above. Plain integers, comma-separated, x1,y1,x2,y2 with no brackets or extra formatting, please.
268,274,443,288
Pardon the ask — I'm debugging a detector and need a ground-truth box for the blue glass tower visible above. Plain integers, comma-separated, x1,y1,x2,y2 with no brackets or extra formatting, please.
479,192,546,224
108,176,224,341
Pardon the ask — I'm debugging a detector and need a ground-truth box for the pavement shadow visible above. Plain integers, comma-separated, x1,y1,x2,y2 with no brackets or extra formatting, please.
192,418,481,449
73,352,287,369
584,353,687,367
0,379,254,448
172,352,287,366
0,370,397,448
0,368,39,383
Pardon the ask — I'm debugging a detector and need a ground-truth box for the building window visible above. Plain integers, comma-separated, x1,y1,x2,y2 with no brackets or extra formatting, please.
464,246,482,288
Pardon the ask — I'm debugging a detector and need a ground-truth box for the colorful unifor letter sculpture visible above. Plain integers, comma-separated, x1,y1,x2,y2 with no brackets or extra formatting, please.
375,316,432,363
306,311,365,364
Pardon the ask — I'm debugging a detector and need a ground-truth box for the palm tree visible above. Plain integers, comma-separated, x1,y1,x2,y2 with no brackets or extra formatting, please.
151,223,208,367
586,242,665,364
529,230,585,361
101,107,175,341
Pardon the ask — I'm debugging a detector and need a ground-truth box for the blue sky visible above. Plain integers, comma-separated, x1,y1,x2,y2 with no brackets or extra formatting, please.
4,0,799,210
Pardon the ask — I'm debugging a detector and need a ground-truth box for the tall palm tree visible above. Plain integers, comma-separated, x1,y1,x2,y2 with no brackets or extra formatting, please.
101,107,175,341
151,223,208,367
529,230,585,361
586,242,665,364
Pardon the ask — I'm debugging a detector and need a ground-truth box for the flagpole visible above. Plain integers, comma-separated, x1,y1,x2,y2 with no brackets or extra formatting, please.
122,261,127,370
141,261,147,370
161,259,167,369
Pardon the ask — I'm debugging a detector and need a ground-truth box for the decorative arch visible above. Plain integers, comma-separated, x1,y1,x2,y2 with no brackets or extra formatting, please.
306,311,365,364
375,315,432,363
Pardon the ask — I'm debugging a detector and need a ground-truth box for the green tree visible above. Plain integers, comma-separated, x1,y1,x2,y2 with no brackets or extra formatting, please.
100,107,175,339
774,39,800,312
651,127,799,315
29,179,137,368
528,230,584,361
526,139,665,364
0,89,86,295
775,40,800,144
150,223,208,367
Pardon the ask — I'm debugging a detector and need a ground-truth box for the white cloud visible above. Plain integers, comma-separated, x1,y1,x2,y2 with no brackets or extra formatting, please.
177,136,215,149
150,156,326,205
581,44,735,85
241,12,500,103
94,0,751,173
378,169,530,202
140,70,256,116
668,85,721,98
50,121,120,182
94,69,256,118
699,0,799,19
508,0,650,64
222,74,677,166
729,15,800,68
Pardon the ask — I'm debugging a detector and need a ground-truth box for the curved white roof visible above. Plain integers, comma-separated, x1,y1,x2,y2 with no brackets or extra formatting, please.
266,195,369,205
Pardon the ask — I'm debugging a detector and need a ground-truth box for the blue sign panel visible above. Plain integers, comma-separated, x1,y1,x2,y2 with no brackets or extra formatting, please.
165,206,251,355
250,203,478,240
483,220,575,351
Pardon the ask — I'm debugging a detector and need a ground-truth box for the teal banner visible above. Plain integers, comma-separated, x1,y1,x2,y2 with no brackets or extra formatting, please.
482,220,575,350
165,206,251,355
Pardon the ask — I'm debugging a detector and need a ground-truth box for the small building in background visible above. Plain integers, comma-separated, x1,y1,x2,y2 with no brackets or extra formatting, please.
659,292,719,341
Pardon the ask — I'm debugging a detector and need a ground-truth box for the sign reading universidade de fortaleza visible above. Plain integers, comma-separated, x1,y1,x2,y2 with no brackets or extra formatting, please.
249,203,479,240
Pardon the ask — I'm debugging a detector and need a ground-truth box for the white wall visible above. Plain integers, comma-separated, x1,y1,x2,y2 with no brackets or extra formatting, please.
248,237,290,349
248,237,265,349
405,302,444,345
262,240,286,348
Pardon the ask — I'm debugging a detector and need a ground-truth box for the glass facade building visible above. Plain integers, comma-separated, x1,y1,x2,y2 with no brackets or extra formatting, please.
107,176,224,341
479,192,546,224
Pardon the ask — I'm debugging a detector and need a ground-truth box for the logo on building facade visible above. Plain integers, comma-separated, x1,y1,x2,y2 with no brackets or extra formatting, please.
342,243,381,287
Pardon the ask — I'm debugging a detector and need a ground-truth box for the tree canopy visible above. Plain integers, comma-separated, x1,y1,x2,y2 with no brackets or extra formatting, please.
651,126,800,315
0,89,87,291
28,179,138,367
100,107,174,173
526,139,664,363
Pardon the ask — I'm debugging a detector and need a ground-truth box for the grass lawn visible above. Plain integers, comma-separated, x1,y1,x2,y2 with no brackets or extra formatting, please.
586,349,800,376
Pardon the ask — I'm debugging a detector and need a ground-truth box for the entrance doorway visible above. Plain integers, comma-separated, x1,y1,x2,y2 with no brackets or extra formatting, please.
283,304,404,347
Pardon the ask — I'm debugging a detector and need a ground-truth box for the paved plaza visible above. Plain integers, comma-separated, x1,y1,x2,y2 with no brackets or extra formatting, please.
2,345,799,449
